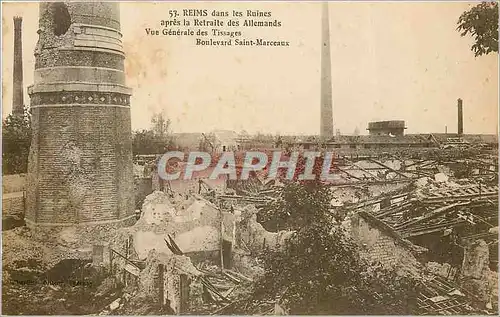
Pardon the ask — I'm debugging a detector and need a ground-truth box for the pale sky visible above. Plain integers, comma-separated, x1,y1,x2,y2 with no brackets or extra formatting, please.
2,1,498,135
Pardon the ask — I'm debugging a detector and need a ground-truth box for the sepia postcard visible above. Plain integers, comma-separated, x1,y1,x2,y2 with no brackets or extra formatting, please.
1,0,498,315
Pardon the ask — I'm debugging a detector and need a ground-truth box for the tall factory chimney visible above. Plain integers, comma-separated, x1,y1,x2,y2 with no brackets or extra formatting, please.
457,98,463,135
26,2,134,227
320,1,334,138
12,16,24,116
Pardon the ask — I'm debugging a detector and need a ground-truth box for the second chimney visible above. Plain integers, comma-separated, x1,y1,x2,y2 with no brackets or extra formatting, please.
457,98,463,135
12,16,24,116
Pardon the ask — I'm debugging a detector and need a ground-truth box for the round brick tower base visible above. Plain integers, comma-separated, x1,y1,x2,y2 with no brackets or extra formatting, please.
26,2,134,226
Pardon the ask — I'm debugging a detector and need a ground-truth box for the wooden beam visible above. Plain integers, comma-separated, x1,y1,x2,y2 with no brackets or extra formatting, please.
335,166,363,181
367,158,410,179
350,162,381,179
394,202,469,231
327,178,415,188
422,192,497,203
375,201,413,218
401,220,466,238
404,159,429,168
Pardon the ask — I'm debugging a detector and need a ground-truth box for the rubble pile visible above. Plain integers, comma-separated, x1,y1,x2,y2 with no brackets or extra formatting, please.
347,165,499,314
92,189,293,315
3,150,497,315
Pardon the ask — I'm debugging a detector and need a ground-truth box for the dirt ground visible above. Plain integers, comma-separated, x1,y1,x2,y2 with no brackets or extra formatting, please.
2,280,120,315
1,223,122,315
2,257,123,315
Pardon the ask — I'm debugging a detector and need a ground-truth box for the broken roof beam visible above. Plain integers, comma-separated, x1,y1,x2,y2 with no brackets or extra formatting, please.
414,160,439,170
393,202,469,231
334,166,364,181
343,166,402,171
386,155,438,174
400,220,466,238
473,166,498,174
404,169,435,178
404,159,433,169
217,194,271,204
367,158,410,179
419,184,498,200
422,191,498,203
468,156,498,167
400,160,439,177
350,162,381,179
327,178,414,188
374,201,413,218
348,191,411,210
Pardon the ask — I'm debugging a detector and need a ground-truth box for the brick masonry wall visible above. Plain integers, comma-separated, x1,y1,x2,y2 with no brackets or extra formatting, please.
351,213,420,275
26,106,133,224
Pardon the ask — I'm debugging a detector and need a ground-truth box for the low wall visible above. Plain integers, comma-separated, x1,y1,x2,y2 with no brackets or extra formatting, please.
3,174,26,194
2,192,25,217
3,174,27,225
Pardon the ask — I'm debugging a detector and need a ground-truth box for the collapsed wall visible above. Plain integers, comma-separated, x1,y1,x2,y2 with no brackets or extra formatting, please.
129,191,232,262
101,190,297,311
350,212,424,277
235,204,295,253
121,191,293,264
459,240,497,309
131,249,201,314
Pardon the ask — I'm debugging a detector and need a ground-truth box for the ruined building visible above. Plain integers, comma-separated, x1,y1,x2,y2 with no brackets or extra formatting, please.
320,1,334,138
26,2,134,226
12,16,24,116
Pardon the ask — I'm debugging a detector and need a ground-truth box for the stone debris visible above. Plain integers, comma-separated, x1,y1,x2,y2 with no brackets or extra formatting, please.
434,172,449,183
109,298,120,311
133,164,144,178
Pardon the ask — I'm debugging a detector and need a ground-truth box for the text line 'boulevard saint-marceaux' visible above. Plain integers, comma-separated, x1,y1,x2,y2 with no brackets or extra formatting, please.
195,38,290,46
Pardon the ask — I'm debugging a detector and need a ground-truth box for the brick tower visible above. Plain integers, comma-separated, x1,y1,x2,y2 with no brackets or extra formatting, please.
12,16,24,116
26,2,134,226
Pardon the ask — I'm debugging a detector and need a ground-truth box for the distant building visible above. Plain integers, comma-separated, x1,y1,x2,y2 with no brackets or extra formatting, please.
212,130,239,152
297,133,497,152
173,130,240,152
367,120,406,136
173,132,203,150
